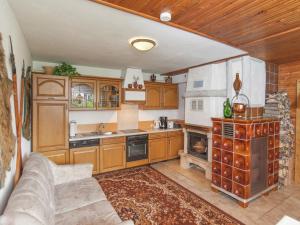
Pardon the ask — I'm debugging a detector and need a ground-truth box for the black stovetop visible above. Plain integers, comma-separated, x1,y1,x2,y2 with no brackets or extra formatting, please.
120,129,145,134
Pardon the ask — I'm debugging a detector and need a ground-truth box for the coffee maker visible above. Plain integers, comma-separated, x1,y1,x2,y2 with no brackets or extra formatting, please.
159,117,168,129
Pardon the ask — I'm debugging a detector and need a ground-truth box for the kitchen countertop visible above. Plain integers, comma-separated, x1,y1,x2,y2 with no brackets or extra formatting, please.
69,128,183,141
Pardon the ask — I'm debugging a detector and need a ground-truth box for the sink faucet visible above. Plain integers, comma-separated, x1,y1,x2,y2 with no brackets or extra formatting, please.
99,123,105,132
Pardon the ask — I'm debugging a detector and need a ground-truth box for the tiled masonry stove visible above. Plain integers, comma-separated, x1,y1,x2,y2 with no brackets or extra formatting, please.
211,117,280,207
180,126,212,180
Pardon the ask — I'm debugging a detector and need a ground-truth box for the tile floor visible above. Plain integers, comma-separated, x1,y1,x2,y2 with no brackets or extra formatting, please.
151,159,300,225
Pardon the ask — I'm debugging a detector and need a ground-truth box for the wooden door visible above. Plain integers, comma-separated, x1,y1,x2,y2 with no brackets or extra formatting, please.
33,100,69,152
100,143,125,172
70,146,99,174
42,150,69,165
149,138,167,163
70,78,97,110
296,81,300,183
33,74,68,100
162,85,178,109
168,132,184,159
144,84,161,109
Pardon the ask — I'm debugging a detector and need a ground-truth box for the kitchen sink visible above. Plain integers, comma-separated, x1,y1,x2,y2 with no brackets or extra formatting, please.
102,131,113,135
78,131,116,137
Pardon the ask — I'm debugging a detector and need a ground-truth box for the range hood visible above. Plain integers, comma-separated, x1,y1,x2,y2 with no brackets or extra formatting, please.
123,68,146,103
185,62,227,127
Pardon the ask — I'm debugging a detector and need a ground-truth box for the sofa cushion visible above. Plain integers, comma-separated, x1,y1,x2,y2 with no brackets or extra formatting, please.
3,189,54,225
23,153,54,185
55,201,122,225
0,153,55,225
0,211,44,225
54,177,107,214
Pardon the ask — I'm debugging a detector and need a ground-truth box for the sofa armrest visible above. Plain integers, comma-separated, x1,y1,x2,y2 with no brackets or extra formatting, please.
51,163,93,185
118,220,135,225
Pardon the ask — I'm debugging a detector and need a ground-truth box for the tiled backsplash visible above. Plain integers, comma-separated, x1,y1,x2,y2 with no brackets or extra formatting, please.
266,62,279,94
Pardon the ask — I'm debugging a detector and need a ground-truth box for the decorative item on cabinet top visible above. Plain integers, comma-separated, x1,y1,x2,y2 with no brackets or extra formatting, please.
231,73,250,118
53,62,80,77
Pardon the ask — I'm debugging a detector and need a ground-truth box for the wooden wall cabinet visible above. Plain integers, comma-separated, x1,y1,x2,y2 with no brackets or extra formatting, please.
70,146,99,174
41,149,69,165
70,78,97,110
97,80,121,110
141,82,178,109
144,83,161,109
100,138,126,172
33,74,68,100
162,85,178,109
70,77,122,111
32,100,69,152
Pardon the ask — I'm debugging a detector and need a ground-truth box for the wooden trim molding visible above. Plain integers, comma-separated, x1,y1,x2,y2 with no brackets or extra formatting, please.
295,80,300,183
162,54,249,76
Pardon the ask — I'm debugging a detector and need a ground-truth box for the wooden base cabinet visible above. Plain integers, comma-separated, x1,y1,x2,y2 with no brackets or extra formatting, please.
167,131,184,159
70,147,99,174
32,74,69,163
100,143,126,173
149,131,183,163
149,137,168,163
33,100,69,152
41,150,69,165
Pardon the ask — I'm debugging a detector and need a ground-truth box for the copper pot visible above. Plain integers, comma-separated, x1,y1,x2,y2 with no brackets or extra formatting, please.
233,103,246,113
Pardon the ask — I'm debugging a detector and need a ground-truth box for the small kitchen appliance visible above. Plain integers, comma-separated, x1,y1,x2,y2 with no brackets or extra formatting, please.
167,121,174,129
159,117,168,129
153,120,160,129
70,120,77,137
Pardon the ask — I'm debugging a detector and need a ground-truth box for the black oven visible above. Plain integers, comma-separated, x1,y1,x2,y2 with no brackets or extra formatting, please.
126,134,148,162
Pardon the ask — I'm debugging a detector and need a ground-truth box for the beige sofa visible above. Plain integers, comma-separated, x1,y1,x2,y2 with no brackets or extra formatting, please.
0,153,134,225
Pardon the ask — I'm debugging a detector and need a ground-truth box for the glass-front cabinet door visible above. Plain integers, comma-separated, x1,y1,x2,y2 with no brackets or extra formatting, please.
97,80,121,110
70,78,97,110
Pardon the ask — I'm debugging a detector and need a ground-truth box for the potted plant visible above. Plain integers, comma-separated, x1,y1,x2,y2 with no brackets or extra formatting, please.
53,62,80,77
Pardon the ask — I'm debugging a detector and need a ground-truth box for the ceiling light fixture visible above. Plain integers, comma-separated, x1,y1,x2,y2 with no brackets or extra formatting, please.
129,37,157,52
160,11,172,22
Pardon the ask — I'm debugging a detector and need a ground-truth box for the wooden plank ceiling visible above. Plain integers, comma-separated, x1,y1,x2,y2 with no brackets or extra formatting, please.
91,0,300,73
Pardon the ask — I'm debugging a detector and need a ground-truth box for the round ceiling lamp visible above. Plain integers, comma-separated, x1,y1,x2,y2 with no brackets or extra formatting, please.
129,37,157,52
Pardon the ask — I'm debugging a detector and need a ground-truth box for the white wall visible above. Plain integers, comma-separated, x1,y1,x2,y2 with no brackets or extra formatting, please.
0,0,32,213
33,61,186,124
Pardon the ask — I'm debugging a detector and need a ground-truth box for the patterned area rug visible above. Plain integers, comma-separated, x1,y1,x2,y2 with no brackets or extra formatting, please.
95,166,243,225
